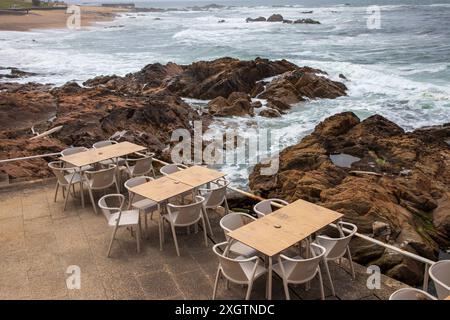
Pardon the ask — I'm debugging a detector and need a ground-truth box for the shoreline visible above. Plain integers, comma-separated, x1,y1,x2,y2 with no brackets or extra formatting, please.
0,6,128,32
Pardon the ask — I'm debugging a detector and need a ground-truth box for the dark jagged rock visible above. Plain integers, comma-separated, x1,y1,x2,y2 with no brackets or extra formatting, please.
267,14,284,22
294,18,321,24
249,112,450,285
246,16,266,22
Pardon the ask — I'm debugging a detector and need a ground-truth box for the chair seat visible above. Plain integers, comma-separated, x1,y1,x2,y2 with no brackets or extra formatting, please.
66,165,93,173
99,157,126,166
63,172,85,185
229,241,258,257
132,198,158,213
236,256,267,280
108,210,140,227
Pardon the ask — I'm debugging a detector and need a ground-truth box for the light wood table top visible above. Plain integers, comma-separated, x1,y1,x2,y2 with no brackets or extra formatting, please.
445,295,450,300
166,165,226,188
60,142,146,167
129,176,193,203
228,199,344,257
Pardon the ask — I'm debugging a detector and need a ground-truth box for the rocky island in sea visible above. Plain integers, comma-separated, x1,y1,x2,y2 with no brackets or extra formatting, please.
0,57,449,286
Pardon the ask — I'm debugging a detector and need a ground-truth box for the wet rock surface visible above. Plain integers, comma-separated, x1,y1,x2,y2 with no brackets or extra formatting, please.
249,112,450,285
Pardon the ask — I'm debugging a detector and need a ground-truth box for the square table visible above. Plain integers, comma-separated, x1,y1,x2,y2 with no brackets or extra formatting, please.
445,295,450,300
60,141,146,208
165,165,226,188
129,176,194,250
228,199,343,299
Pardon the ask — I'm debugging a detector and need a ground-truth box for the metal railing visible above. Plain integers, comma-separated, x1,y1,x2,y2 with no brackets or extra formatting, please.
0,151,436,290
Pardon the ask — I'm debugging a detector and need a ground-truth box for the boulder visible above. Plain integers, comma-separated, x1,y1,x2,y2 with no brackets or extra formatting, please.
267,14,284,22
259,108,282,118
246,16,266,22
294,18,321,24
208,92,254,117
249,112,450,285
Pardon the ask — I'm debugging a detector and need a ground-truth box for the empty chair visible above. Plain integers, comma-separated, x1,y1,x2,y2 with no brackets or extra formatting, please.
98,194,141,257
124,151,156,178
429,260,450,299
92,140,125,166
198,178,230,235
220,213,257,257
389,288,437,300
253,198,289,218
159,163,188,176
48,161,85,210
314,221,357,296
212,241,267,300
84,164,120,214
273,243,326,300
124,176,158,235
61,146,92,171
163,196,207,256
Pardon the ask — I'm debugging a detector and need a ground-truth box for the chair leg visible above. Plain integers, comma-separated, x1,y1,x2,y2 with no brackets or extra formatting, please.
347,247,356,279
171,224,180,256
245,280,254,300
224,198,230,215
144,212,149,239
317,266,325,300
115,181,120,194
88,188,98,214
201,216,208,247
54,182,59,202
136,224,141,253
62,186,66,199
202,206,214,236
283,279,290,300
212,268,221,300
107,226,119,257
323,259,336,296
63,183,72,211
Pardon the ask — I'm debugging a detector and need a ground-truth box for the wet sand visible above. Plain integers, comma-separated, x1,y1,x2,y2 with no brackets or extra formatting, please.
0,6,128,31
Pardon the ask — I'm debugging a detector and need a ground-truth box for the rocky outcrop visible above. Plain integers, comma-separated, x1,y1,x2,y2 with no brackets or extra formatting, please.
246,16,266,22
294,18,321,24
245,15,321,25
249,112,450,285
0,82,200,180
259,108,282,118
259,67,347,105
208,92,254,117
0,67,37,79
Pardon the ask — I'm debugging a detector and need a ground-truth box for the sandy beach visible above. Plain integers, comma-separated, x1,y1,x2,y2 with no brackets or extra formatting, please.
0,6,128,31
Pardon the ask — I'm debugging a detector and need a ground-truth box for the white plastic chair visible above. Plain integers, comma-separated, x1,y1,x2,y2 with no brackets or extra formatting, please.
98,194,141,257
61,146,92,171
159,163,189,176
314,221,357,296
220,212,258,257
124,176,158,235
253,198,289,218
273,243,327,300
429,260,450,299
389,288,437,300
92,140,126,166
48,161,85,210
84,164,120,214
124,151,156,178
163,196,208,256
212,241,267,300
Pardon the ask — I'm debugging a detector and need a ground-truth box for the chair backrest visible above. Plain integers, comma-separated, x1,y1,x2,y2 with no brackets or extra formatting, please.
316,221,357,260
389,288,437,300
124,176,154,203
61,146,88,156
220,212,256,241
48,161,69,185
98,194,125,224
429,260,450,299
253,198,289,218
212,242,259,283
85,165,117,190
204,178,229,208
278,243,326,283
167,196,205,226
93,140,117,149
160,163,188,176
129,155,153,176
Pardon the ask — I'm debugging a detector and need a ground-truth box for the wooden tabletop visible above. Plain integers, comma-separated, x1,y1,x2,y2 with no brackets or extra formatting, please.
129,176,193,203
228,199,344,257
445,295,450,300
166,165,226,188
60,142,146,167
